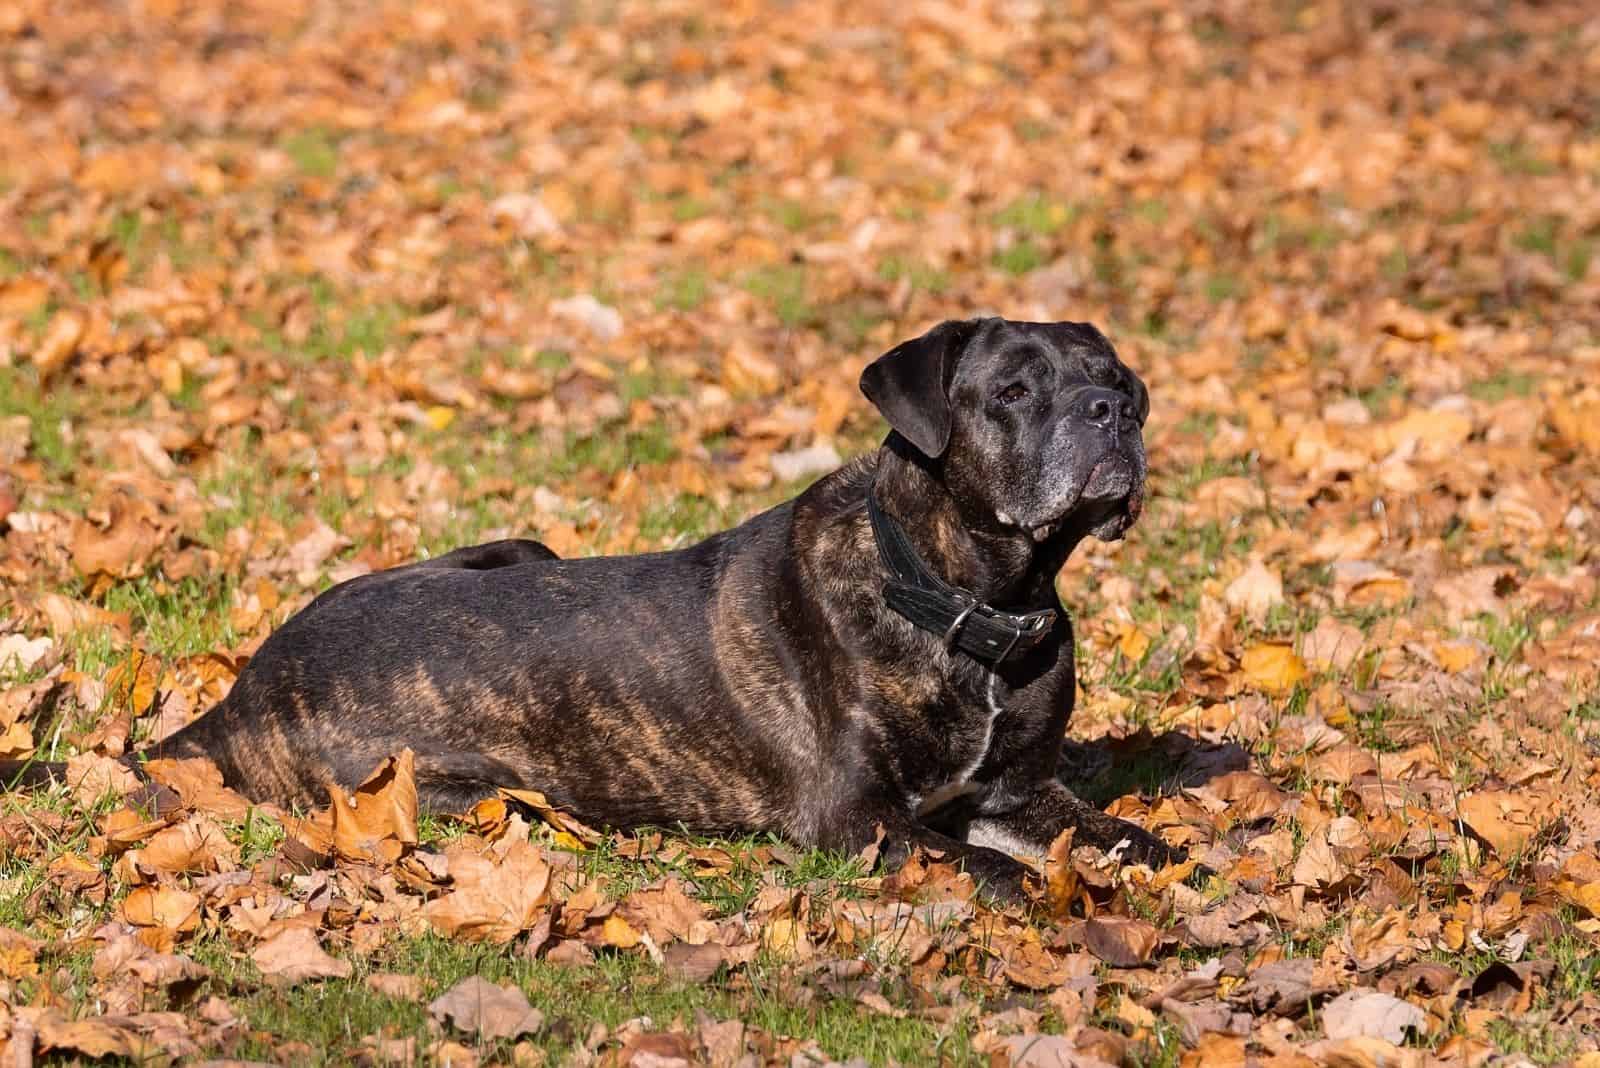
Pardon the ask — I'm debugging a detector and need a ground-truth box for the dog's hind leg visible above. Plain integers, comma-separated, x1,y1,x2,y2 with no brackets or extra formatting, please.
413,539,558,571
413,751,539,813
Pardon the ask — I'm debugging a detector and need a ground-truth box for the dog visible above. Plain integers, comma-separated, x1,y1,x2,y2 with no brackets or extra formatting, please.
6,317,1176,898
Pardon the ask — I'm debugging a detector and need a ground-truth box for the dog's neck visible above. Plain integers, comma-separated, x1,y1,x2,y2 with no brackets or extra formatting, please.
870,435,1083,613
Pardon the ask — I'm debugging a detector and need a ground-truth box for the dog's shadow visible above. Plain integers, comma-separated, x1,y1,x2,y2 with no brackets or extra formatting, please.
1058,729,1250,808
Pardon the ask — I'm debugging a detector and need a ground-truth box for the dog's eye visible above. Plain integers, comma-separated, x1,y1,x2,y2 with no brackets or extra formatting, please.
996,383,1029,405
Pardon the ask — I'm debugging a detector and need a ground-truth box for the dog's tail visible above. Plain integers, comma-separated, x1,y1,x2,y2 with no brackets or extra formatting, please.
1,731,208,795
0,758,71,791
0,756,154,794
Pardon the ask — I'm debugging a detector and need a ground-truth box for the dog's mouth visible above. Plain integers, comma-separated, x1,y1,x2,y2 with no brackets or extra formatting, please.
1026,453,1145,543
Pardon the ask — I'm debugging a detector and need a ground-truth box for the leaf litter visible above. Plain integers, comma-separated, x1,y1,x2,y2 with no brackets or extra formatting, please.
1,0,1599,1064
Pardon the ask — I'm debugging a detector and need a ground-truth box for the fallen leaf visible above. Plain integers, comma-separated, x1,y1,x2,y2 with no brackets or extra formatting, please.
31,308,85,378
424,839,551,943
1459,791,1545,858
330,749,419,863
428,976,545,1040
1082,916,1159,968
999,1034,1118,1068
1224,559,1284,623
761,916,813,961
134,814,241,875
142,758,256,820
71,493,165,580
1320,990,1426,1043
1239,642,1308,694
66,753,142,808
251,927,353,984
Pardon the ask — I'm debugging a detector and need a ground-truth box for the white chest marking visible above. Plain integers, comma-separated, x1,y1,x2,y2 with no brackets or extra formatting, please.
967,820,1043,858
915,670,1005,818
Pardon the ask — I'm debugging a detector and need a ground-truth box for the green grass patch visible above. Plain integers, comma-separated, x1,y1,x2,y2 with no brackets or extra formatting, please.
282,128,342,179
993,192,1076,236
0,366,83,483
992,240,1046,276
656,267,711,311
741,264,812,326
876,256,951,293
212,940,980,1066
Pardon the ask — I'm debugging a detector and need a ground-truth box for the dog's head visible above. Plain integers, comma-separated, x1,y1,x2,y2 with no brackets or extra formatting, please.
860,317,1149,543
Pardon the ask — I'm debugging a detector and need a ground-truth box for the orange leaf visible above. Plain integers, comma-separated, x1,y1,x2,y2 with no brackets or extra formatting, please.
329,749,419,863
1239,642,1307,694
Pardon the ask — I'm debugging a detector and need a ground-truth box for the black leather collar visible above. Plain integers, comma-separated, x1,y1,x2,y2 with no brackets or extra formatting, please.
865,491,1057,665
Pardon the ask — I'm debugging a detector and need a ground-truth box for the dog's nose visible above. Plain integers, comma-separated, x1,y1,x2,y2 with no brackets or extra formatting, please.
1077,387,1137,430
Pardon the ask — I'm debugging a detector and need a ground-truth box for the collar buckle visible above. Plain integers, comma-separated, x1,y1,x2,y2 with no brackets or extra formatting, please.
942,593,979,651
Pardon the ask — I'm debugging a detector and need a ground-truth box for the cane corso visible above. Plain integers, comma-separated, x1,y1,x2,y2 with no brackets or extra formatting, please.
6,317,1176,898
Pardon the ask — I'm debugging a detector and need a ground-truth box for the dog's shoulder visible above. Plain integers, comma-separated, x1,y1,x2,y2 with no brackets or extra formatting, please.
785,453,875,548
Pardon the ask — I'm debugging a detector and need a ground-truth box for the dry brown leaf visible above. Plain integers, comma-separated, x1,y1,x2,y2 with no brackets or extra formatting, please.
1458,791,1545,858
0,926,42,979
1300,617,1366,672
499,785,602,845
1224,559,1284,623
998,1033,1118,1068
424,839,551,943
65,753,142,808
72,494,166,580
1292,826,1352,890
1044,827,1079,918
92,925,210,989
134,814,241,875
330,749,419,863
1082,916,1159,968
1320,990,1426,1043
366,972,428,1001
30,309,86,378
251,927,353,984
142,758,256,820
119,886,201,936
427,976,545,1041
760,916,813,962
619,878,706,944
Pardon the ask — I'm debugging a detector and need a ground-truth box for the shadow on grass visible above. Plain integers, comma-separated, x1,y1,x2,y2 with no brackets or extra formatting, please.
1061,729,1250,809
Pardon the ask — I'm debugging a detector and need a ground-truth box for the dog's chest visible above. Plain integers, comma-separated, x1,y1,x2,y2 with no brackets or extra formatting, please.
912,669,1007,817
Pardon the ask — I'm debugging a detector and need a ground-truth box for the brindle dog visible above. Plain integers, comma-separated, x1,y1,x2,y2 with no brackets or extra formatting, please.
5,317,1177,898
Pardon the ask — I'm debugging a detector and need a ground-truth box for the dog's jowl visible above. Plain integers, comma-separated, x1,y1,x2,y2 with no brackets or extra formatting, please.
4,317,1178,898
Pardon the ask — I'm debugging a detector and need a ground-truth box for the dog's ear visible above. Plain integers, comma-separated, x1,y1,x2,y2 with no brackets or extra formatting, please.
858,319,977,459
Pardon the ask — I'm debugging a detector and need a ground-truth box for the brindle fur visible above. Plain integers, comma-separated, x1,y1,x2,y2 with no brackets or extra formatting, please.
4,318,1175,898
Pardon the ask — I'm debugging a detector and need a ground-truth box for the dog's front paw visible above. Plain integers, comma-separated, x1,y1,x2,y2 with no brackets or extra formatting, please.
960,851,1034,906
1086,817,1185,869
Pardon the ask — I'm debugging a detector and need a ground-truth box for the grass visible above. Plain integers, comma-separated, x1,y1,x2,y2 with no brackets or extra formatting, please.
7,919,980,1066
221,942,982,1066
993,192,1076,236
2,6,1596,1066
992,240,1046,276
283,128,342,179
876,255,951,294
0,365,83,482
657,266,711,310
8,343,1592,1063
741,264,813,326
0,781,978,1066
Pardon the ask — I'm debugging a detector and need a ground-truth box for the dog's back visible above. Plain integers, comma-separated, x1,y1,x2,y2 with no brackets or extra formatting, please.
152,484,852,833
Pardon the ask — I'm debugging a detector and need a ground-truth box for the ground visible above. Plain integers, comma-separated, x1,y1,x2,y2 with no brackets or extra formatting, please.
2,1,1600,1065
